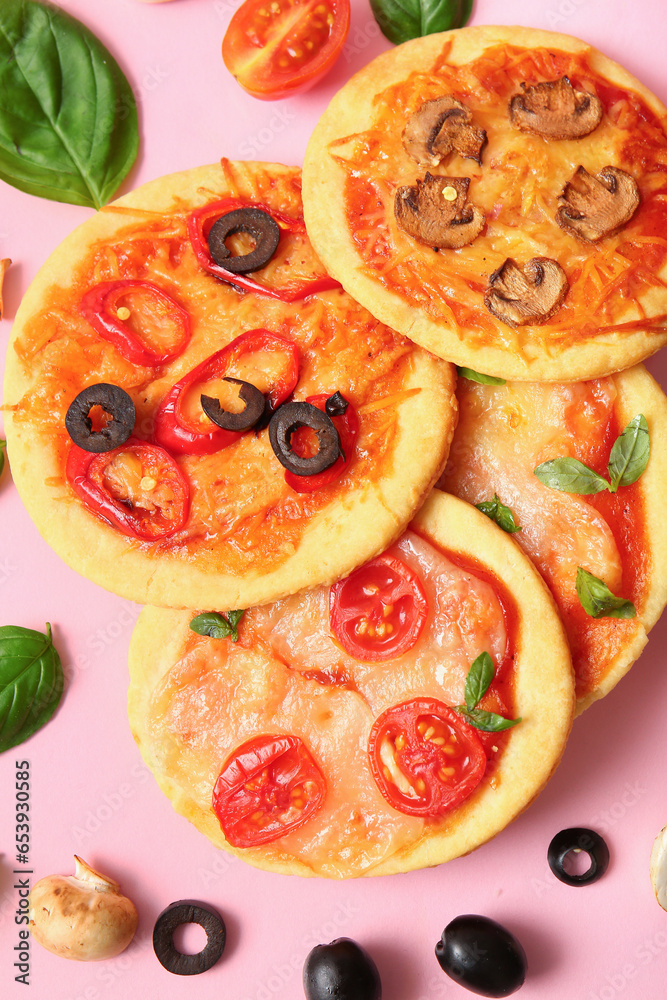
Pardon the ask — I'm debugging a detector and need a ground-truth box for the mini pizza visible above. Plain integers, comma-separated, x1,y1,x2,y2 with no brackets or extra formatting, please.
128,491,574,878
442,364,667,712
302,26,667,381
3,160,456,610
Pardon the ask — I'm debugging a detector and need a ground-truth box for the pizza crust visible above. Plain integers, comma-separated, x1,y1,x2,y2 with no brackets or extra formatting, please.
302,26,667,381
128,490,575,878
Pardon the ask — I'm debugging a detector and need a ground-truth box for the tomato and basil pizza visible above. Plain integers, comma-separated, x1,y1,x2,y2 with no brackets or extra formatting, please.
302,26,667,381
442,364,667,713
3,160,456,610
128,491,574,878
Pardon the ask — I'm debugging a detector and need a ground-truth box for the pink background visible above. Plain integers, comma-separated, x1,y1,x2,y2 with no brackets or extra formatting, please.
1,1,667,998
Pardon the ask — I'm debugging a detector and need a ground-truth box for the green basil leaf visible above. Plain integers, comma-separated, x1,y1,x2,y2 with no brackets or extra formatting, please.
464,651,494,711
0,438,5,478
607,414,650,492
476,494,522,533
459,708,522,733
575,568,636,619
0,0,138,209
0,623,63,752
533,457,609,495
370,0,473,45
456,367,506,386
189,610,245,642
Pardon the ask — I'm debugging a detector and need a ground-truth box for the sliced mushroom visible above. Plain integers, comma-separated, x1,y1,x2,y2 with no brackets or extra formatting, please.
394,174,485,250
508,76,603,139
484,257,569,327
402,97,487,165
556,165,640,242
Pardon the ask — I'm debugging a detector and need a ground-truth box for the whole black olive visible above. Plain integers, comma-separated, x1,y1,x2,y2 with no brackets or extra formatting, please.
153,899,226,976
547,827,609,886
200,377,265,432
268,401,343,476
303,938,381,1000
65,383,135,452
208,208,280,274
435,915,527,998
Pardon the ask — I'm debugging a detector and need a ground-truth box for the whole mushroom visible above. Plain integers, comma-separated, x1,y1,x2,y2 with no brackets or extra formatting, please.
29,856,138,961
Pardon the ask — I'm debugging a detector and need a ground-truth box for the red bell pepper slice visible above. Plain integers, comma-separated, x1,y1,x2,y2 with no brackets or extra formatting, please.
153,328,300,456
284,393,358,493
80,280,191,367
66,438,189,540
187,198,340,301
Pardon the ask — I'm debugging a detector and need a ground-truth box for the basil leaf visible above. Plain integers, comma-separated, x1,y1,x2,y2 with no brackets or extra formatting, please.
456,367,506,386
575,568,636,620
0,623,63,752
370,0,473,45
189,610,245,642
608,414,650,492
459,708,522,733
476,494,521,533
533,457,609,495
464,651,494,712
0,438,5,478
0,0,138,208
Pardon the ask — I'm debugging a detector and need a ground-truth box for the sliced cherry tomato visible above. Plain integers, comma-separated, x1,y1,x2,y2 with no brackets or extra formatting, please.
222,0,350,101
153,329,299,455
80,280,191,367
330,552,428,661
66,438,189,540
212,734,326,847
187,199,340,301
368,699,486,817
284,393,358,493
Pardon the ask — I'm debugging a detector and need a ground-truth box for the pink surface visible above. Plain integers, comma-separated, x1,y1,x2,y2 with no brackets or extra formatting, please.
1,0,667,997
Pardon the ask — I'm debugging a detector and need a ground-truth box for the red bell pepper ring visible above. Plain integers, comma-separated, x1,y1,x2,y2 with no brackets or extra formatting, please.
187,198,341,301
66,438,190,541
80,280,191,367
153,328,300,456
284,393,359,494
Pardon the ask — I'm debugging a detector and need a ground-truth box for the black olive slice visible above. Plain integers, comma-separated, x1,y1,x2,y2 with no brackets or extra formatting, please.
548,827,609,886
208,208,280,274
201,377,265,432
153,899,226,976
65,383,135,453
325,391,349,418
269,401,342,476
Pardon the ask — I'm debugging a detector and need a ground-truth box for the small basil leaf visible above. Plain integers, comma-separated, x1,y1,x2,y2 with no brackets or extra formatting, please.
464,651,494,712
0,623,64,752
534,457,609,495
0,0,138,208
456,366,506,386
189,610,245,642
476,494,521,533
459,708,522,733
608,414,650,492
575,568,636,619
0,438,5,477
370,0,472,45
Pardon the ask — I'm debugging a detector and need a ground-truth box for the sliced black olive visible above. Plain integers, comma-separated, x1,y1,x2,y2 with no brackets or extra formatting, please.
436,915,527,998
153,899,226,976
548,827,609,886
268,401,342,476
325,391,349,417
303,938,381,1000
65,383,135,453
208,208,280,274
201,377,265,432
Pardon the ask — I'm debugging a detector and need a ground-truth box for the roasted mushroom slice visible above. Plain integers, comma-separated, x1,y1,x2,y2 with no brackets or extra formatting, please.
485,257,569,327
394,174,485,250
508,76,603,140
556,165,640,242
402,97,487,165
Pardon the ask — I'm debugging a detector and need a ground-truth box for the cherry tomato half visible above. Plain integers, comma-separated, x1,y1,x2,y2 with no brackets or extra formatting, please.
66,438,189,540
222,0,350,101
368,699,486,817
330,553,428,661
284,393,358,494
212,734,326,847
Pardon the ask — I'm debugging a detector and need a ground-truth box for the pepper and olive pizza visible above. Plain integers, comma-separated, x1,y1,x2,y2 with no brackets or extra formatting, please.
442,364,667,713
128,491,574,878
302,26,667,381
3,160,457,610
